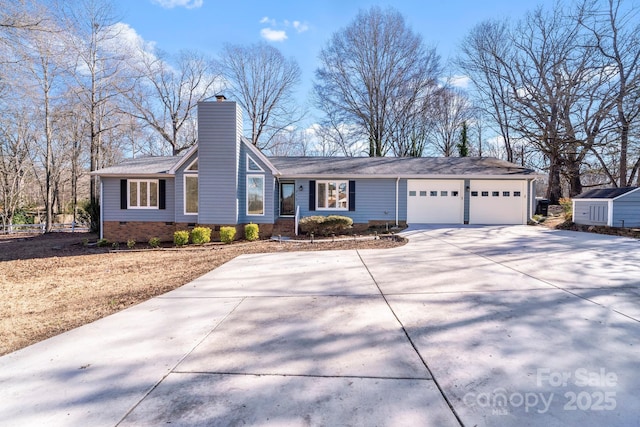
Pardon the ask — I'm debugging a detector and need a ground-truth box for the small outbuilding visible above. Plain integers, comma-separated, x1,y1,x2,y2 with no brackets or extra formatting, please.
573,187,640,228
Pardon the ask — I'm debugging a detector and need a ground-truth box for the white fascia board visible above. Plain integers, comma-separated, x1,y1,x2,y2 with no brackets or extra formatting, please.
607,199,614,226
280,174,536,180
573,198,613,202
90,173,175,178
168,145,198,174
612,187,640,201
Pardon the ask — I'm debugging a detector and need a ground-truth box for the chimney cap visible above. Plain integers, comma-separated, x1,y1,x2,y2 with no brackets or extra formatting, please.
215,94,226,102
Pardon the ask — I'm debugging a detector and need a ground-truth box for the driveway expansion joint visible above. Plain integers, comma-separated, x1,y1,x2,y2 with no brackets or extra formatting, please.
356,249,465,427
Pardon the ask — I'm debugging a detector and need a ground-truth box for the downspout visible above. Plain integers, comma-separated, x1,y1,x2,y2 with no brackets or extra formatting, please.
395,177,399,227
99,179,104,240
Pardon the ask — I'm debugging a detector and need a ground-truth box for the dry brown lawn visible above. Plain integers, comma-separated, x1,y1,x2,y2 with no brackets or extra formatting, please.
0,232,404,356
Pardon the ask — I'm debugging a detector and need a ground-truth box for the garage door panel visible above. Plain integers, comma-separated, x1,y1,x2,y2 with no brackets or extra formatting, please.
407,180,464,224
469,180,526,225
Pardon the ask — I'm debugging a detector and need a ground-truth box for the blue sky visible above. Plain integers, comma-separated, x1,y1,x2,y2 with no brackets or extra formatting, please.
112,0,554,115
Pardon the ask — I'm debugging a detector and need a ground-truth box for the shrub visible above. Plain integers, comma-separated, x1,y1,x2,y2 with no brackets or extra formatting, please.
220,226,236,244
97,238,109,247
149,237,161,248
174,230,190,247
244,223,259,241
298,215,353,236
191,226,212,244
559,197,573,220
111,241,120,249
127,239,136,249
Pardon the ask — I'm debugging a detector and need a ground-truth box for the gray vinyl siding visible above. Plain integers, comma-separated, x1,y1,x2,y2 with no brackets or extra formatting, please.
296,178,401,224
463,179,471,223
574,200,609,226
101,177,175,222
612,190,640,227
197,101,241,224
175,149,198,224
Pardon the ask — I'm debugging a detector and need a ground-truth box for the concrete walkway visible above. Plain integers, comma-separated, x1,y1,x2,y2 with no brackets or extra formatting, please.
1,225,639,426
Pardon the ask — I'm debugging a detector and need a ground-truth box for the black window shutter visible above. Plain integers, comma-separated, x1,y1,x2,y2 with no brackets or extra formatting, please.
158,179,166,210
309,180,316,211
348,180,356,211
120,179,127,210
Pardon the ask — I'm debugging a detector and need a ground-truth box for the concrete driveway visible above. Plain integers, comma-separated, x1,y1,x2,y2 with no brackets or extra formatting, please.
1,226,639,426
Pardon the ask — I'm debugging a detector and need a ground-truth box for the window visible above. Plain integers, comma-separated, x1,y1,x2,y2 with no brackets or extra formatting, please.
247,175,264,215
420,191,427,197
503,191,510,197
247,155,263,172
441,191,448,197
452,191,459,197
317,181,348,210
430,191,438,196
184,158,198,214
471,191,478,197
184,176,198,214
514,191,521,197
492,191,500,197
409,191,417,196
128,180,158,209
482,191,489,197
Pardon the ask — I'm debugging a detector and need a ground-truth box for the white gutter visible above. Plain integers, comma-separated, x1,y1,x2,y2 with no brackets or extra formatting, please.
395,177,399,226
279,174,538,180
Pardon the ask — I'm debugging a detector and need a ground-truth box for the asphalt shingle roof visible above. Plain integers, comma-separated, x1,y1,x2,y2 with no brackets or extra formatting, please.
94,153,535,177
269,156,535,176
574,187,638,199
92,156,179,176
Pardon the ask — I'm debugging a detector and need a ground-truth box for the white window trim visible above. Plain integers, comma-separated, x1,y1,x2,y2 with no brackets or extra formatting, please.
185,157,198,172
128,179,159,209
316,180,349,211
246,154,264,172
246,175,265,216
183,175,198,216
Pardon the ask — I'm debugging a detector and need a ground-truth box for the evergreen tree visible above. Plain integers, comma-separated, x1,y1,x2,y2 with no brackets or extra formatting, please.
458,121,469,157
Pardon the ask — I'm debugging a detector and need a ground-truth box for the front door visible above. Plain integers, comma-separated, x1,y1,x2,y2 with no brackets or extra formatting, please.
280,182,295,216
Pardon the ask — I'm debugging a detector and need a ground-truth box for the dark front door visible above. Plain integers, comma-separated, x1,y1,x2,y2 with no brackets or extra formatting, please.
280,182,295,216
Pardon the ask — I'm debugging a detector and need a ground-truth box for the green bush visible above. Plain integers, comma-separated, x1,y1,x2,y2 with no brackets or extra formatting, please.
127,239,136,249
174,230,190,247
191,226,212,244
149,237,161,248
220,226,236,244
244,223,259,241
97,238,109,247
299,215,353,236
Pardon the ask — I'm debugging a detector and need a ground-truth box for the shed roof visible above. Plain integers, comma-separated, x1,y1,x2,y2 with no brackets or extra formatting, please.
574,187,639,199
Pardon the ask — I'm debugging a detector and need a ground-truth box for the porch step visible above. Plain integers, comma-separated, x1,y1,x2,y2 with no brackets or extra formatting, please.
272,218,296,237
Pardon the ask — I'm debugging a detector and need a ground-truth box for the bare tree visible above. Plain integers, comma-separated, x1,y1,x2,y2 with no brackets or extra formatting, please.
459,20,516,162
218,42,302,150
580,0,640,187
62,0,130,230
127,49,220,155
0,0,46,30
429,86,474,157
314,6,441,157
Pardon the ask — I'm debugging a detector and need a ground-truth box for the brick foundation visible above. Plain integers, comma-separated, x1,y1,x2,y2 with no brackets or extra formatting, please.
104,221,177,243
103,221,275,242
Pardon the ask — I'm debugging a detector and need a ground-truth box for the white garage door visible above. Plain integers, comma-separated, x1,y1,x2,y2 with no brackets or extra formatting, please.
407,180,464,223
469,180,527,224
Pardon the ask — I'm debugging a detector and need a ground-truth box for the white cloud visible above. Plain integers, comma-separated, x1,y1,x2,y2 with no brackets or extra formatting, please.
260,28,287,42
292,21,309,33
450,75,471,89
151,0,203,9
260,16,276,26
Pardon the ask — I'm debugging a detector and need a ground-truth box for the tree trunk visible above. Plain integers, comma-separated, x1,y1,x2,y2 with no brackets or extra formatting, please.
565,158,583,197
546,155,562,204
